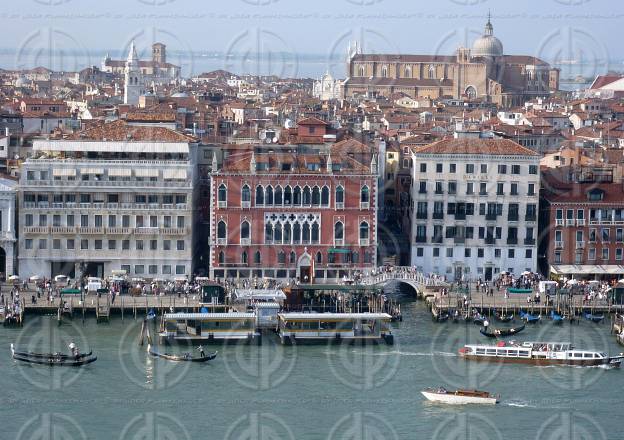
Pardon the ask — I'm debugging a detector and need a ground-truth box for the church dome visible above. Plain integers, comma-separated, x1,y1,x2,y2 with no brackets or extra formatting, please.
472,15,503,58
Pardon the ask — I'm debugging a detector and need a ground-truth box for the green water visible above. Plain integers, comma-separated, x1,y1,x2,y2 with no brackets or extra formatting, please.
1,299,621,439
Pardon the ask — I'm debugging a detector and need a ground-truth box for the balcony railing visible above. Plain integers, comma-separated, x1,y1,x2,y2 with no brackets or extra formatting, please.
432,212,444,220
216,238,227,245
240,238,251,246
416,212,428,220
24,226,49,234
524,238,536,245
507,237,518,245
577,219,586,226
335,202,344,210
359,239,370,246
76,227,104,235
107,227,131,235
23,202,189,211
50,226,75,234
431,237,443,244
565,219,575,226
485,237,496,245
555,241,564,249
485,213,497,221
334,239,344,246
455,213,466,220
508,214,519,222
241,201,251,209
576,241,585,249
454,237,466,244
525,215,537,222
555,219,564,226
360,202,370,210
415,236,427,243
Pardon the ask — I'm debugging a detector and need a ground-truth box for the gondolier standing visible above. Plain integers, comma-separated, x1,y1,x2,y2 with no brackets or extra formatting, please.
197,346,205,358
69,342,80,358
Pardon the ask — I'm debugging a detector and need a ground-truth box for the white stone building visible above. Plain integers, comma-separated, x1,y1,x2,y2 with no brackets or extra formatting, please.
410,138,540,281
18,120,198,280
0,177,17,278
313,72,343,101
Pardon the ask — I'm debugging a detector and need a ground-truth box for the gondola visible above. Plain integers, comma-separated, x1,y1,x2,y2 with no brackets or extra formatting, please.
479,324,525,338
147,345,217,363
495,313,514,323
473,314,486,325
10,344,93,360
12,354,97,366
520,311,541,323
550,311,564,324
584,312,605,323
433,312,450,323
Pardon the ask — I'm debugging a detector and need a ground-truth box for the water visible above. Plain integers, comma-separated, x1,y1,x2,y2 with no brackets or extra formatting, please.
1,300,621,439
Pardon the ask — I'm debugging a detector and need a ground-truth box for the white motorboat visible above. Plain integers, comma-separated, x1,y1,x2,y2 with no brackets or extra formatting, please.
421,388,498,405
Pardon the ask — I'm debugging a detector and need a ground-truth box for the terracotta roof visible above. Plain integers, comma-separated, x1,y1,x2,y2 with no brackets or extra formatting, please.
414,138,539,156
590,75,623,90
62,120,195,142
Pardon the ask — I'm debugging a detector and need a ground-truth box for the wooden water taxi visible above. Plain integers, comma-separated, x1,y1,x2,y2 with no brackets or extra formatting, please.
277,312,394,345
459,341,624,367
421,388,498,405
158,312,261,344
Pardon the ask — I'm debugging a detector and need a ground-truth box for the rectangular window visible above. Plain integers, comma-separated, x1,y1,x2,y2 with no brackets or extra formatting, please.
529,165,538,175
25,239,32,249
480,164,488,174
149,265,158,275
466,164,475,174
177,240,185,251
39,239,47,249
162,265,172,275
53,215,61,227
616,249,623,260
176,265,186,275
419,163,427,173
150,215,158,228
136,216,144,228
94,240,102,250
25,214,33,226
446,248,453,258
122,240,130,250
508,249,515,258
416,248,424,257
498,164,507,174
164,216,172,228
436,163,443,173
81,215,88,227
94,215,102,228
448,181,457,195
53,239,60,250
177,216,185,228
528,183,535,196
433,248,440,257
449,164,456,173
466,182,474,195
510,183,518,196
67,239,74,250
122,215,130,228
478,248,484,258
602,248,609,260
465,248,471,258
511,165,521,175
496,182,504,195
163,240,171,251
80,239,88,250
108,240,116,250
135,265,145,275
39,214,47,227
136,240,144,250
108,215,116,228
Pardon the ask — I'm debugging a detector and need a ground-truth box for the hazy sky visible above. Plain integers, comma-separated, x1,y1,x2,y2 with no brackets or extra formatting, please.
2,0,622,78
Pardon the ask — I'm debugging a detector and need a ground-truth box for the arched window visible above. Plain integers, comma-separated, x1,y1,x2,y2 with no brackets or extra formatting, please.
360,221,369,240
381,65,388,78
335,185,344,205
321,186,330,206
289,251,296,264
334,221,344,241
254,250,261,264
241,251,248,264
241,221,250,240
302,223,310,243
274,185,283,206
361,185,370,203
218,250,224,264
311,223,319,243
278,250,286,264
241,185,251,203
217,220,227,239
218,184,227,202
303,186,311,205
293,223,301,243
284,186,292,206
405,66,412,78
265,185,274,206
293,186,301,205
311,186,320,206
265,223,273,243
283,223,291,244
358,65,365,77
274,222,282,244
352,251,359,263
316,251,322,264
256,185,264,205
428,65,435,79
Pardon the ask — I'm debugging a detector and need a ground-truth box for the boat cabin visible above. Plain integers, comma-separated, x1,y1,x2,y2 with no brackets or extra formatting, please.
159,312,260,343
277,312,394,345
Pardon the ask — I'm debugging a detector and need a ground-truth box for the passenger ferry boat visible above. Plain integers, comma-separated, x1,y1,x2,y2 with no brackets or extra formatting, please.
159,312,261,344
278,312,394,345
459,341,624,367
421,388,498,405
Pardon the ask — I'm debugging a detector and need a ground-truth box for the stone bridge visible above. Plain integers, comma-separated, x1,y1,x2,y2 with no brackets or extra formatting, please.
358,267,448,295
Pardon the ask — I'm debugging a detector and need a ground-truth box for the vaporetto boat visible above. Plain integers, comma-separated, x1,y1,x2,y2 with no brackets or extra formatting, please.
459,341,624,367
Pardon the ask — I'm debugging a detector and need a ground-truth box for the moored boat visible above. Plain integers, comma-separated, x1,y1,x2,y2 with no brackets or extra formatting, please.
10,343,97,366
550,311,564,324
584,312,605,323
480,324,525,338
147,344,217,362
520,311,541,323
421,388,498,405
459,341,624,367
495,313,514,323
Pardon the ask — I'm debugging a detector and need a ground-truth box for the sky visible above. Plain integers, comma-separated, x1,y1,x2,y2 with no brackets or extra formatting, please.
1,0,622,78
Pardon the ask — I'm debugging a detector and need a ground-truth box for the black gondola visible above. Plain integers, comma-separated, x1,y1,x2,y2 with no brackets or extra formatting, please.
495,313,514,323
12,354,97,366
434,313,450,323
11,344,92,360
148,345,217,363
480,324,526,338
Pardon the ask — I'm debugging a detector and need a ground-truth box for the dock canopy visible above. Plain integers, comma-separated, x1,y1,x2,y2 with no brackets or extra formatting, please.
163,312,255,320
551,265,624,276
233,289,286,302
279,312,392,320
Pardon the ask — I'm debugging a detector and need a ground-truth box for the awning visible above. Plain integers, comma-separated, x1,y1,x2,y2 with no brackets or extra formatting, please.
108,168,132,177
328,248,351,254
81,168,104,174
53,168,76,177
135,169,159,177
163,169,187,180
550,265,624,275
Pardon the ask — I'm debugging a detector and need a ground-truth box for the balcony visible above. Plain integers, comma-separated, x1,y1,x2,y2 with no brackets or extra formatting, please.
565,219,575,226
524,238,536,246
240,238,251,246
161,228,188,236
507,237,518,245
335,202,344,209
485,237,496,245
416,212,428,220
134,227,159,235
107,227,131,235
576,241,585,249
434,190,444,195
216,238,227,245
455,213,466,220
555,241,564,249
525,215,537,222
432,212,444,220
415,236,427,243
334,239,344,246
24,226,49,234
485,213,497,221
360,202,370,210
50,226,75,234
242,201,251,209
555,219,564,226
577,219,586,226
431,236,443,244
217,201,227,208
418,189,427,195
76,227,104,235
508,214,519,222
359,239,370,246
454,237,466,244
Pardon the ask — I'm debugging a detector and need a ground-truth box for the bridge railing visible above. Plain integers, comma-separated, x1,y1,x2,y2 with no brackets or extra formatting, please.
358,267,447,288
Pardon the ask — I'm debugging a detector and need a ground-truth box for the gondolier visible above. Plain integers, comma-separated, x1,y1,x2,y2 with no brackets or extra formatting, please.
197,346,206,358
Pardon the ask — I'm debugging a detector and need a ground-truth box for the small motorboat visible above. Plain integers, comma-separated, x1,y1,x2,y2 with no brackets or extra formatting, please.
10,344,93,360
520,311,541,323
495,313,514,323
584,312,605,323
147,344,217,363
421,387,498,405
550,311,564,324
480,324,525,338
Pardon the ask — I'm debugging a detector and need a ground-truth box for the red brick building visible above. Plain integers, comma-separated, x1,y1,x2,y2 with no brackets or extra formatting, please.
540,166,624,279
209,140,378,282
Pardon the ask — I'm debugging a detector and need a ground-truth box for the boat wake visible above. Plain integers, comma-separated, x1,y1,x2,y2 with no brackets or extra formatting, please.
355,350,457,358
505,401,537,408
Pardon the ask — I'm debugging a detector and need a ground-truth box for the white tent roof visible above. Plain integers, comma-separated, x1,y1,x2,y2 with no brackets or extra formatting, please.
551,265,624,275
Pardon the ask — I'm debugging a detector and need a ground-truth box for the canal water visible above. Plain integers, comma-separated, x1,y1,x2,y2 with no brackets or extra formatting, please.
1,297,621,440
